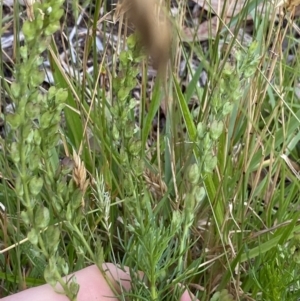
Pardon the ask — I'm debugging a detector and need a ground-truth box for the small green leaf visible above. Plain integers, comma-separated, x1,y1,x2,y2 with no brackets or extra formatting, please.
20,46,28,60
30,70,44,87
69,280,80,298
55,89,68,103
28,152,41,171
119,51,129,65
57,256,69,276
204,155,217,173
45,23,60,36
45,225,60,252
44,260,58,287
210,120,223,140
29,176,44,196
171,211,182,230
11,82,21,98
112,124,119,141
25,129,35,144
40,111,53,129
71,189,83,210
193,186,206,204
185,193,196,214
118,87,130,101
203,134,212,151
33,129,42,145
28,90,40,104
35,15,44,31
22,124,32,141
131,157,144,176
21,210,30,225
6,113,22,130
56,103,66,112
22,21,36,42
66,203,73,221
46,124,59,137
222,102,233,116
50,112,61,126
128,139,142,156
187,164,200,185
48,86,57,99
10,142,20,164
45,133,60,148
52,200,62,213
197,122,206,139
51,8,64,21
35,205,50,229
15,176,24,198
124,121,135,138
28,228,39,245
26,102,41,119
127,34,137,49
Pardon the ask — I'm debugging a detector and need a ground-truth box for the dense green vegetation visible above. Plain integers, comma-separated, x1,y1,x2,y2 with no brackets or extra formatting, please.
0,0,300,300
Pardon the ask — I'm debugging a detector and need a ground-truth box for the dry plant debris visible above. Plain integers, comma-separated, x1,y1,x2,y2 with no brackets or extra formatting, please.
185,0,300,41
276,0,300,11
21,0,38,21
144,169,168,200
191,0,269,18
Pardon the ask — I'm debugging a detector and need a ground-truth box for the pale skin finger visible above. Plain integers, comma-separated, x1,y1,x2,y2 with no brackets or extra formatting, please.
2,264,119,301
2,263,198,301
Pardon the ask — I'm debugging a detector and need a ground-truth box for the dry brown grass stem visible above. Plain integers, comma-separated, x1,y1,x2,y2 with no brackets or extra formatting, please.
143,169,167,200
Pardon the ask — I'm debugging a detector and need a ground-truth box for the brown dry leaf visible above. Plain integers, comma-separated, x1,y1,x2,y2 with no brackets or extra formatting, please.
190,0,271,19
185,0,281,41
116,0,172,76
277,0,300,11
144,169,167,200
183,16,231,42
23,0,36,21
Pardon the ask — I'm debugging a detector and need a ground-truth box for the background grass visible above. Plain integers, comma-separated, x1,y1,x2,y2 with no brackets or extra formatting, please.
0,0,300,300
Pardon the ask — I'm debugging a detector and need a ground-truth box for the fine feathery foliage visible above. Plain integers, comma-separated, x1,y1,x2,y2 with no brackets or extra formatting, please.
0,0,300,300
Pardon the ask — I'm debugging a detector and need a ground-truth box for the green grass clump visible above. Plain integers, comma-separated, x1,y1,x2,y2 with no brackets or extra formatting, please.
0,0,300,300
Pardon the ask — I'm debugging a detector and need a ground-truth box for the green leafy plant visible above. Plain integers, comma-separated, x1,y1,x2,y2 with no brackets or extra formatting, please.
3,1,89,300
1,0,300,301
